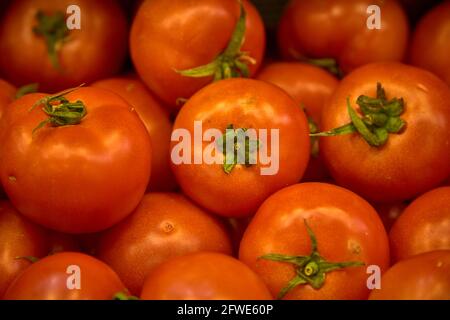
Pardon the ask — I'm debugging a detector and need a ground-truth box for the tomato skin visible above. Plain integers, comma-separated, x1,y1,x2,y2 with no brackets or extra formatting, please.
410,1,450,86
320,62,450,203
140,252,272,300
171,78,310,218
0,88,152,233
0,0,127,92
130,0,265,109
278,0,409,73
92,77,177,192
389,187,450,263
0,201,48,298
369,250,450,300
256,62,339,181
3,252,127,300
239,182,389,300
97,193,232,296
0,79,15,120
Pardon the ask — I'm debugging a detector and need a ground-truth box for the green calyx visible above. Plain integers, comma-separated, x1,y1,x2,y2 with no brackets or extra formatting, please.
15,83,39,99
304,58,343,78
15,256,40,263
113,292,139,300
30,86,87,134
33,10,69,70
310,83,407,147
216,124,260,174
176,2,255,81
259,220,364,299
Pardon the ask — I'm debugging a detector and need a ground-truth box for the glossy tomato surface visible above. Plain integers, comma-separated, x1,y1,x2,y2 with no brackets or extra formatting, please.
410,1,450,85
92,77,177,192
97,193,232,295
256,62,339,181
130,0,265,108
0,201,48,298
239,183,389,300
171,78,310,218
140,252,272,300
3,252,127,300
278,0,409,73
369,250,450,300
320,62,450,203
0,0,128,92
0,88,152,233
389,187,450,262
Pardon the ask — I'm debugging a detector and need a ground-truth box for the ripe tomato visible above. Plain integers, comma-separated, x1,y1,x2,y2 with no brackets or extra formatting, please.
319,63,450,203
0,87,152,233
140,252,272,300
410,1,450,86
92,77,177,192
3,252,128,300
171,78,310,218
97,193,232,295
130,0,265,109
369,250,450,300
278,0,409,74
0,201,48,298
0,79,15,119
0,0,127,92
239,183,389,300
389,187,450,262
256,62,339,181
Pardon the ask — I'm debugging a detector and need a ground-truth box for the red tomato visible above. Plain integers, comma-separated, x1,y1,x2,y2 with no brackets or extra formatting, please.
256,62,339,181
0,88,152,233
239,183,389,300
0,201,48,298
389,187,450,262
97,193,232,295
171,78,310,218
278,0,409,74
140,252,272,300
3,252,127,300
319,63,450,203
0,79,15,119
0,0,127,92
410,1,450,85
92,77,177,192
369,250,450,300
130,0,265,109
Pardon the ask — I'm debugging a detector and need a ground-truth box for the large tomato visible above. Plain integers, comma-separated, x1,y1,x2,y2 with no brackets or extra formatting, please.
278,0,409,74
97,193,232,295
0,201,48,298
410,1,450,86
369,250,450,300
130,0,265,109
171,78,310,218
318,62,450,203
389,186,450,262
239,183,389,300
0,0,127,92
140,252,272,300
92,77,177,192
3,252,128,300
256,62,339,181
0,87,152,233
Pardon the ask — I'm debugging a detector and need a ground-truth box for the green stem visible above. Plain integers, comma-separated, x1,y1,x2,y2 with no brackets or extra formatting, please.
31,85,87,134
33,10,69,70
176,1,255,81
15,83,39,99
310,83,407,147
15,256,39,263
260,220,364,299
113,292,139,300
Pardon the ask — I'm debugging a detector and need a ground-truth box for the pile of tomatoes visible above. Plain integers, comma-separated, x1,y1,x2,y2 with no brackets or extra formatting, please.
0,0,449,301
